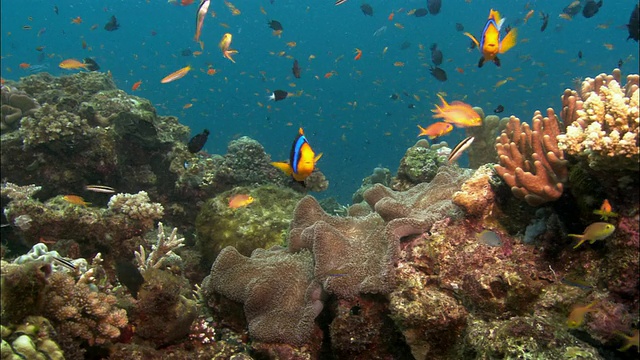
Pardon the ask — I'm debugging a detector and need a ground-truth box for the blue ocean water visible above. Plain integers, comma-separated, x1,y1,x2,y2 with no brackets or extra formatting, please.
1,0,638,204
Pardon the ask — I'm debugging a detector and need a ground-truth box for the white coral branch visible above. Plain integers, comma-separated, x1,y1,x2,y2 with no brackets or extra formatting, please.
134,222,185,272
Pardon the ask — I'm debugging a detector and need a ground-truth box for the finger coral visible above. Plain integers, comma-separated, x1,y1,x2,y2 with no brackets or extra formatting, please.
557,69,639,171
494,109,568,206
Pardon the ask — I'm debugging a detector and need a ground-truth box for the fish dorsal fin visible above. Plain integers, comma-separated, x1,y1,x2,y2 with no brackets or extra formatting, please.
496,18,505,31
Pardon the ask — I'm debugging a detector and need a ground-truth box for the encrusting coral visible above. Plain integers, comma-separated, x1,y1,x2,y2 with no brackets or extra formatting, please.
557,69,639,171
494,108,569,206
20,103,91,147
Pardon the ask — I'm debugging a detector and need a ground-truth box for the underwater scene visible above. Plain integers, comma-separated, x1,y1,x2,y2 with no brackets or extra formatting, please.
0,0,639,359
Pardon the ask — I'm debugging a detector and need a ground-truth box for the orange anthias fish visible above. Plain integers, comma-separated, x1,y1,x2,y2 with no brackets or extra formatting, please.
219,33,238,63
58,59,89,70
417,122,454,139
131,80,142,91
63,195,90,206
271,128,323,184
354,48,362,60
593,199,618,221
464,9,518,67
161,65,192,83
228,194,254,209
431,94,482,127
194,0,210,44
71,16,82,24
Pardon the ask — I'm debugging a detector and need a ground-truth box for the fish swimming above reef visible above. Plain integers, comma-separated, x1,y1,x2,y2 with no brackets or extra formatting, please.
194,0,210,43
464,9,518,68
494,104,504,114
104,15,119,31
593,199,618,221
429,66,447,82
219,33,238,63
427,0,441,15
228,194,254,209
267,20,283,31
432,94,481,127
292,59,301,78
627,4,639,41
417,122,453,139
63,195,90,206
582,0,603,18
115,260,145,299
188,129,210,153
567,301,598,328
563,1,581,17
430,43,443,65
540,12,549,32
82,58,100,71
448,136,474,164
361,4,373,16
269,89,289,101
271,128,322,184
569,222,615,249
59,58,90,70
414,8,428,17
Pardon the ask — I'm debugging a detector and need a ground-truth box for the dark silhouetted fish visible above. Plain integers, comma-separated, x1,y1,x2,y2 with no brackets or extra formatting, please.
455,23,464,32
115,260,144,299
627,4,639,41
389,93,399,100
269,89,289,101
582,0,602,18
430,43,443,65
414,8,428,17
104,15,119,31
181,48,192,57
408,104,415,109
267,20,283,31
578,50,583,59
83,58,100,71
540,12,549,32
494,105,504,114
427,0,441,15
400,41,411,50
292,59,301,79
429,66,447,82
360,3,373,16
188,129,210,153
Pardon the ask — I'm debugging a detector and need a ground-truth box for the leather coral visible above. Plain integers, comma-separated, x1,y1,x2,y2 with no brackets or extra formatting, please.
494,108,568,206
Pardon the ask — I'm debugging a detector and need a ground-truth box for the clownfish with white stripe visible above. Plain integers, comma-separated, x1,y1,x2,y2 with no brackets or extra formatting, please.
271,128,323,184
464,9,518,67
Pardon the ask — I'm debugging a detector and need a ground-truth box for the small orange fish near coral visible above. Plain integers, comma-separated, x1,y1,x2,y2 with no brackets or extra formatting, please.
71,16,82,24
131,80,142,91
63,195,90,206
567,301,598,328
229,194,254,209
593,199,618,221
354,48,362,60
431,94,482,128
417,122,454,139
206,67,217,75
19,63,30,69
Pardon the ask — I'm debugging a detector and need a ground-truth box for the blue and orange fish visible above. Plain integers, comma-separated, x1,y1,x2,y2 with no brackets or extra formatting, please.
464,9,518,67
271,128,322,184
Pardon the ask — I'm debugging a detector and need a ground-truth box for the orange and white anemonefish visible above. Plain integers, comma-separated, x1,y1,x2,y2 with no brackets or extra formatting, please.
271,128,323,184
464,9,518,67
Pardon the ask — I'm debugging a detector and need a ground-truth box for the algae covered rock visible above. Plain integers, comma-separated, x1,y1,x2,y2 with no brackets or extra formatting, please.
196,185,302,266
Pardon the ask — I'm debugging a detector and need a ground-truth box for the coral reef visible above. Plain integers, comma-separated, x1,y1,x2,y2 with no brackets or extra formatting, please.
558,69,639,171
351,166,392,204
134,222,185,272
494,109,569,206
107,190,164,229
392,139,450,191
0,316,64,360
20,103,91,148
1,85,40,132
196,185,302,266
465,107,506,168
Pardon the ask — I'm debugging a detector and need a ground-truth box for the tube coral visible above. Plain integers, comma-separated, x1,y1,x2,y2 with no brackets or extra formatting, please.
494,109,568,206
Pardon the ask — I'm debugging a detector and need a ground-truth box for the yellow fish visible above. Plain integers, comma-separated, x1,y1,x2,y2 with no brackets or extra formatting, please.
464,9,518,67
567,301,598,328
219,33,238,63
569,222,615,249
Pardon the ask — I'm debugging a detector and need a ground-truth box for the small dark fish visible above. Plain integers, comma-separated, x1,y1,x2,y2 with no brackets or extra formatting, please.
430,43,443,65
269,89,289,102
408,104,415,109
360,4,373,16
181,48,193,57
400,41,411,50
267,20,283,31
414,8,428,17
22,25,32,30
455,23,464,32
578,50,583,59
540,12,549,32
561,277,594,291
83,58,100,71
35,46,45,51
429,66,447,82
627,4,639,42
582,0,602,18
188,129,210,153
115,260,145,299
292,59,301,79
494,105,504,114
618,58,624,68
427,0,442,15
104,15,119,31
54,5,58,15
389,93,399,100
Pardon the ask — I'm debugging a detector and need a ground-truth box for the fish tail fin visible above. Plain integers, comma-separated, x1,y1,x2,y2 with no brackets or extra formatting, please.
463,32,480,48
417,125,427,136
499,28,518,53
569,234,586,249
271,161,293,175
437,94,448,107
314,152,323,163
478,57,485,68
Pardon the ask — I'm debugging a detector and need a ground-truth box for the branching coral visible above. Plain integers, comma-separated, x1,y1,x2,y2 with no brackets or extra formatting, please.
494,109,569,206
135,222,185,272
557,69,639,171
